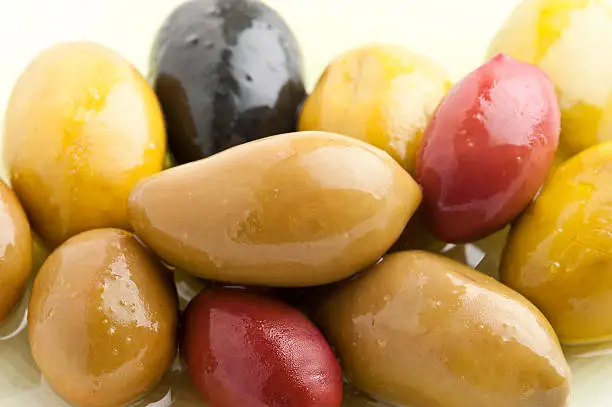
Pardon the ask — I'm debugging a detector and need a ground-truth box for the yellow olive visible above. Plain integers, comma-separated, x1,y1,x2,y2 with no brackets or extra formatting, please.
129,131,421,287
299,44,451,172
3,42,166,249
317,250,571,407
0,180,32,322
487,0,612,158
502,142,612,345
28,229,178,407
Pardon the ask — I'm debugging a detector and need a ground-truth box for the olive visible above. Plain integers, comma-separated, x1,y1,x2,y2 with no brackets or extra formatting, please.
416,53,560,243
488,0,612,159
316,250,571,407
502,141,612,345
299,44,451,172
28,229,178,407
150,0,306,164
128,131,421,287
3,42,166,249
181,288,343,407
0,180,32,322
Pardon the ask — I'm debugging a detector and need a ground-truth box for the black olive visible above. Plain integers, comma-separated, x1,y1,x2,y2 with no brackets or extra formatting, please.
150,0,306,164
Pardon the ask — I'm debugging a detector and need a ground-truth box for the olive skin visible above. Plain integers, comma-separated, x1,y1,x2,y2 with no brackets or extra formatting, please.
488,0,612,159
3,42,166,249
128,131,421,287
299,44,451,172
150,0,306,164
181,288,343,407
0,180,32,322
316,251,571,407
416,53,560,243
28,229,178,407
502,142,612,345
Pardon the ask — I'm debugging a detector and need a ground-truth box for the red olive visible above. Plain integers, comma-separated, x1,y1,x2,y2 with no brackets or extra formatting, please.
181,288,343,407
416,53,560,243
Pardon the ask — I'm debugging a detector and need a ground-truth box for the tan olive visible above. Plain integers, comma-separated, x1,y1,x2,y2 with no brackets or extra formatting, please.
28,229,178,407
129,131,421,287
0,180,32,322
316,250,571,407
3,42,166,249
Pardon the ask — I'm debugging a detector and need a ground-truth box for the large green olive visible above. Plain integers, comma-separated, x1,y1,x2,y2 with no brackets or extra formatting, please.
316,250,571,407
28,229,178,407
128,131,421,287
0,180,32,322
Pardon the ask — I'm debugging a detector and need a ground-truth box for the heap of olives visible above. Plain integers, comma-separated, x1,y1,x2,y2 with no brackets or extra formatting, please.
2,0,612,406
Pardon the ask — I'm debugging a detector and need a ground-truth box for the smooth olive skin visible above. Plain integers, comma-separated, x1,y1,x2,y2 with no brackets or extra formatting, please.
181,288,343,407
28,229,178,407
416,53,560,243
3,42,166,249
501,142,612,345
150,0,306,164
0,180,32,322
129,131,421,287
316,251,571,407
299,44,451,172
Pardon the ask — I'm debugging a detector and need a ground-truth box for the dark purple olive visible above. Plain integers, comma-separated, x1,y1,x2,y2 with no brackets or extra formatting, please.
150,0,306,164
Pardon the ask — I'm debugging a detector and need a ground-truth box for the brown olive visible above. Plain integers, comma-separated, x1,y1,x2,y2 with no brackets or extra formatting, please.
0,180,32,322
28,229,178,407
129,131,421,287
316,250,571,407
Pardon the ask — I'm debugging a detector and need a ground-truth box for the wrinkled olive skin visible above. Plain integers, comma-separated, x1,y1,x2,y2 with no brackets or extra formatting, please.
181,288,343,407
299,44,451,172
3,42,166,249
416,53,560,243
0,180,32,322
28,229,178,407
488,0,612,159
150,0,306,164
129,131,421,287
502,142,612,345
316,251,571,407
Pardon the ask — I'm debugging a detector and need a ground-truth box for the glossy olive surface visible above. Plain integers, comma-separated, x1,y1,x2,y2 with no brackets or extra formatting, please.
416,53,560,243
0,180,32,322
150,0,306,164
3,42,166,249
182,288,343,407
129,131,421,287
488,0,612,159
28,229,178,407
316,250,571,407
502,142,612,345
299,44,451,172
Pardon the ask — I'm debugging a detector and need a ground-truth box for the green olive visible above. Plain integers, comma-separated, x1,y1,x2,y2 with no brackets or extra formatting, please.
299,44,451,172
0,180,32,322
3,42,166,248
129,131,421,287
316,250,571,407
502,142,612,345
28,229,178,407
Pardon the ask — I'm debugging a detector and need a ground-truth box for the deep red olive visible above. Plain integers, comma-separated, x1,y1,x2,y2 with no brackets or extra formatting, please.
415,53,560,243
181,288,343,407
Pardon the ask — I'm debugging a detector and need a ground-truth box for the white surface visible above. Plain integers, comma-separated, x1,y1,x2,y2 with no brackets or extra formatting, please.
0,0,611,406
